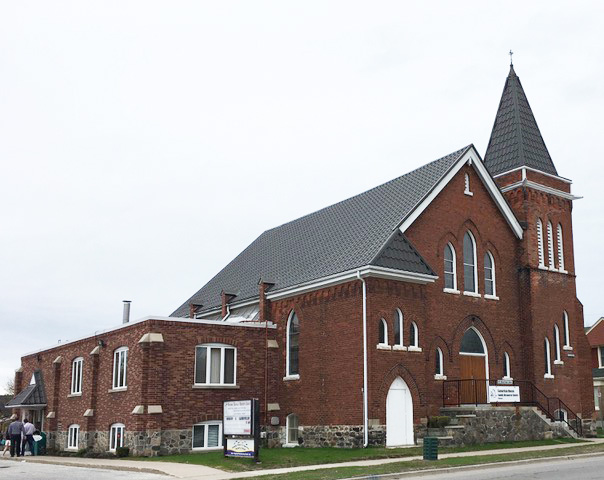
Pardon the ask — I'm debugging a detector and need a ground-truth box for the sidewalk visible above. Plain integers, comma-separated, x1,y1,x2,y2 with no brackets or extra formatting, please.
2,438,604,479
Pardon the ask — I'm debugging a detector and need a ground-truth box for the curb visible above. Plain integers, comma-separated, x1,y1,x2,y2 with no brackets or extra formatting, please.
339,451,604,480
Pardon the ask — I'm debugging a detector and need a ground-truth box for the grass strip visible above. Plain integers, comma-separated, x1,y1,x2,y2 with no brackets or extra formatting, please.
131,438,583,472
231,442,604,480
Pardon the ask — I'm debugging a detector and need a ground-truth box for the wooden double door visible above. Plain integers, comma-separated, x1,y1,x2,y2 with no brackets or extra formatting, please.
459,354,487,404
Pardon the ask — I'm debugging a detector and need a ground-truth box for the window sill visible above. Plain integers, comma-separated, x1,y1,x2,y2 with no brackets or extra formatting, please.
65,447,79,452
283,443,300,448
67,393,82,398
463,291,481,298
392,345,407,351
502,377,514,381
192,446,222,451
544,374,555,379
559,269,568,274
563,346,573,351
434,374,447,380
283,375,300,382
108,387,128,393
408,346,422,352
443,288,460,295
464,190,474,196
484,294,499,301
376,344,391,351
554,360,564,365
548,266,558,272
538,265,548,271
192,384,240,389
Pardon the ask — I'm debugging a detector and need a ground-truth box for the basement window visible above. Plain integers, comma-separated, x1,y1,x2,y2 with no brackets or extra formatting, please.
286,414,299,446
109,423,125,452
192,422,222,450
67,424,79,450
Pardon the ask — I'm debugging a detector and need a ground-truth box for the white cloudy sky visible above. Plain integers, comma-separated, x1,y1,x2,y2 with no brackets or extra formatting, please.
1,1,603,394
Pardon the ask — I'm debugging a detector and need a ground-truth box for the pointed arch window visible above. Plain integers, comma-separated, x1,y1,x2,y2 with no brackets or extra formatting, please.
484,251,496,297
409,321,419,350
394,309,403,347
547,221,555,269
463,231,478,294
553,325,562,363
444,243,457,291
563,311,571,349
557,224,565,271
435,347,445,378
537,218,545,267
544,337,553,377
378,318,388,346
286,312,300,377
503,352,511,379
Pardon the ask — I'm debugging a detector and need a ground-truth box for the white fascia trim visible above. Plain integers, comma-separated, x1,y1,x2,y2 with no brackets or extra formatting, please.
586,317,604,336
398,147,523,240
493,166,573,184
265,266,437,302
501,180,581,201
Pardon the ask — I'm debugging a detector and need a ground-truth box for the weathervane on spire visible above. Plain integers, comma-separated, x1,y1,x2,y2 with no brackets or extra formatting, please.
509,49,514,66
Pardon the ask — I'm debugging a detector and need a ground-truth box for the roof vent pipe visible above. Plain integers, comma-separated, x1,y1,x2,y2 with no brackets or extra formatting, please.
122,300,131,324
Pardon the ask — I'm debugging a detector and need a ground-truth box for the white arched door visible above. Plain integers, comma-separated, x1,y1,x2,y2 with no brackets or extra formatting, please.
386,377,414,446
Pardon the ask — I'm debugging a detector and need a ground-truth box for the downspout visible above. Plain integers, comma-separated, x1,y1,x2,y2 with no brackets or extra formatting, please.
221,304,231,322
357,271,369,447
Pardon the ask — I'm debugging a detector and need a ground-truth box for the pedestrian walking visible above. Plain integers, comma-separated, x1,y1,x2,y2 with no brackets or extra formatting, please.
1,430,11,456
21,419,35,456
7,418,24,457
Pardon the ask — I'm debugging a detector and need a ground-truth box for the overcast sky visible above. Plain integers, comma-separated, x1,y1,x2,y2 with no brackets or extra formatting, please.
1,1,603,395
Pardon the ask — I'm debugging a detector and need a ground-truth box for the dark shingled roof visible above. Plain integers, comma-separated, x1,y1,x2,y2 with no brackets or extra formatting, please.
593,368,604,379
7,370,47,407
172,146,472,317
484,65,558,177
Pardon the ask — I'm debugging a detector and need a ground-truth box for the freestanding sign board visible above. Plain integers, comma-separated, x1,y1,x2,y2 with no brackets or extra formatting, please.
223,399,260,462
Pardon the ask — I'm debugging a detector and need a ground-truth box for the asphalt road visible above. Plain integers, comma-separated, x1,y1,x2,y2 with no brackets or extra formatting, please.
392,454,604,479
0,461,170,480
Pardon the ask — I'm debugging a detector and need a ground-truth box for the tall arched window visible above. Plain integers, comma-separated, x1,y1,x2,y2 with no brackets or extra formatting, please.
463,231,478,293
503,352,511,379
435,347,444,378
537,218,545,267
544,337,552,377
286,312,300,377
71,357,83,395
394,309,403,347
112,347,128,389
409,322,419,349
379,318,388,346
553,325,562,363
563,311,571,348
557,224,565,271
547,221,555,268
484,251,496,297
444,243,457,291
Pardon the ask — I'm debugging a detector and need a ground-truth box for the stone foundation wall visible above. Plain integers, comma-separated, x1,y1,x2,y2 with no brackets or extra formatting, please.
263,424,386,448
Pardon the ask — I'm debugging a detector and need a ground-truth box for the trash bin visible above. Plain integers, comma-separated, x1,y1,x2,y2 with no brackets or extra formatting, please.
423,436,438,460
33,432,47,456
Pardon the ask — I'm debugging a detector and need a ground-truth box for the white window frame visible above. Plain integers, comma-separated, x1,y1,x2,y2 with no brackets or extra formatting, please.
112,347,128,390
563,311,572,349
553,325,563,364
443,243,458,293
109,423,125,452
408,321,421,351
464,172,473,196
67,424,80,450
378,318,389,347
547,221,555,270
503,352,512,379
194,343,237,386
286,413,299,446
71,357,83,395
285,311,300,379
393,309,405,350
557,224,565,272
484,251,497,298
537,218,545,268
544,337,553,378
434,347,446,379
192,421,222,450
463,231,479,294
599,347,604,369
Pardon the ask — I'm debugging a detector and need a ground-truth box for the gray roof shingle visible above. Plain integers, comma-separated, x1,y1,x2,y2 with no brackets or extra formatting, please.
7,371,47,407
172,146,471,316
484,66,558,177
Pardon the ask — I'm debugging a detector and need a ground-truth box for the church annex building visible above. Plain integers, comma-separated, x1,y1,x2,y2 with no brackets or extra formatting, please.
8,65,595,455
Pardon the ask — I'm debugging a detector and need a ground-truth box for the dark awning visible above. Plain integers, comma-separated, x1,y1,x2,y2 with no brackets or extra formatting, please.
6,370,47,409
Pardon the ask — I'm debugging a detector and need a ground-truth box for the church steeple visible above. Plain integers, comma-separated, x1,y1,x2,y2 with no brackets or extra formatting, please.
484,65,558,177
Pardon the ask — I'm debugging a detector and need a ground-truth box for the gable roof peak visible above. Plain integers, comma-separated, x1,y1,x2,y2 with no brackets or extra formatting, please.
484,65,558,177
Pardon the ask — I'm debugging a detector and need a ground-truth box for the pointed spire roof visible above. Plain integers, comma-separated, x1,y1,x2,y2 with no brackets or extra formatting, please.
484,65,558,176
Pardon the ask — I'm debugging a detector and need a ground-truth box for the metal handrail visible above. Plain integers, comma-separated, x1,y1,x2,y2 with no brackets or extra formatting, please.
442,378,582,436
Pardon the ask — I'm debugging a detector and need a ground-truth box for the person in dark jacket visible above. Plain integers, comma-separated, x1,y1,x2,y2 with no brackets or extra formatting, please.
7,419,24,457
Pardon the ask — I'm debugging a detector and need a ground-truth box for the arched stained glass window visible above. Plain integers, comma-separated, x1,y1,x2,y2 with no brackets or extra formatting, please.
287,312,300,376
463,232,477,293
460,328,485,354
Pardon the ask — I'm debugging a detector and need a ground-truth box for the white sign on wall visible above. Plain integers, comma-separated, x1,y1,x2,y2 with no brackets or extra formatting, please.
223,400,252,435
488,386,520,403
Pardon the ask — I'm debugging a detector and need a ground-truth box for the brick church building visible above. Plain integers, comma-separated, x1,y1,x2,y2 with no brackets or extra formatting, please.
9,65,595,454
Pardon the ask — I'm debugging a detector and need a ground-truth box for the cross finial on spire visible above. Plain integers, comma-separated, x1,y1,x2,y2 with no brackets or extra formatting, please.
509,49,514,66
